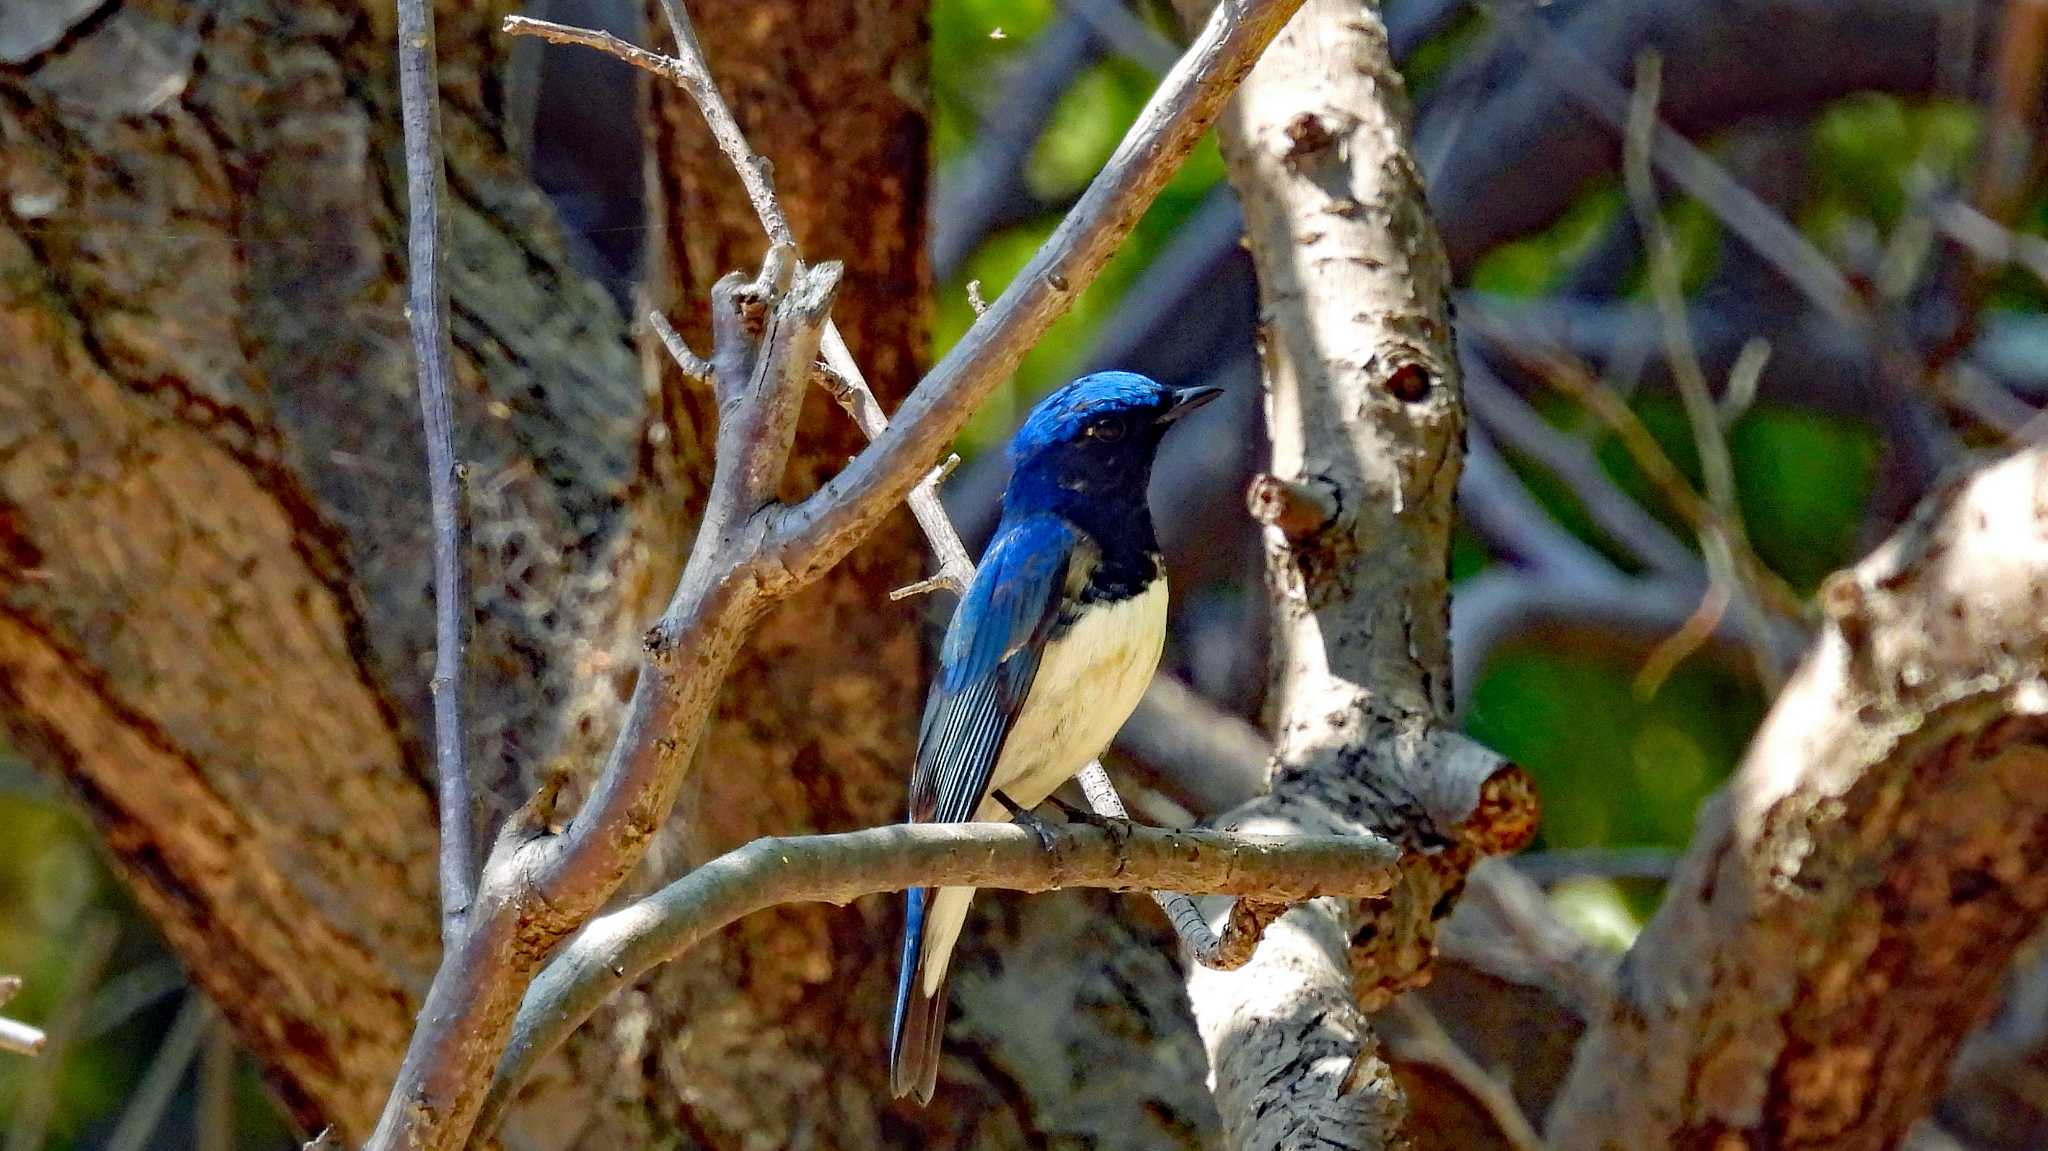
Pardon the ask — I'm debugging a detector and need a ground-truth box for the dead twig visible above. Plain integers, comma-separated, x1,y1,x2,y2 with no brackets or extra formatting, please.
1385,996,1547,1151
361,3,1307,1147
1495,6,1864,327
104,995,211,1151
197,1010,235,1151
1462,352,1700,581
0,977,43,1057
1492,338,1805,624
1623,51,1784,698
395,0,474,950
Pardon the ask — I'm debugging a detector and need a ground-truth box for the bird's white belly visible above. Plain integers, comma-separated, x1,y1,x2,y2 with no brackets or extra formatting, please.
921,579,1167,996
976,578,1168,819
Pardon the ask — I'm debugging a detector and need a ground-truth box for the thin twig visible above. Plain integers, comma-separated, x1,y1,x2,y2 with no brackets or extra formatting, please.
650,0,794,244
0,977,42,1057
396,0,474,948
1496,6,1864,326
103,995,211,1151
1385,997,1547,1151
477,819,1399,1130
1461,350,1701,582
1497,341,1804,623
933,13,1101,279
1064,0,1182,73
646,310,714,386
1509,847,1680,885
197,1011,235,1151
366,4,1305,1147
79,958,182,1041
1624,51,1784,697
7,919,117,1151
1072,760,1268,969
812,336,976,598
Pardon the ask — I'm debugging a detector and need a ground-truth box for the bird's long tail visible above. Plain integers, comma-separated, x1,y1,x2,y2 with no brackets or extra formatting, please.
890,887,947,1103
894,885,978,1102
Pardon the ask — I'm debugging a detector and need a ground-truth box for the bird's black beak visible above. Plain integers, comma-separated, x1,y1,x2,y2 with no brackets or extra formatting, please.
1161,385,1224,423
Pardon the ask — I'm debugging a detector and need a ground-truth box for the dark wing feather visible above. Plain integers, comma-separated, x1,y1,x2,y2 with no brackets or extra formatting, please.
909,514,1082,824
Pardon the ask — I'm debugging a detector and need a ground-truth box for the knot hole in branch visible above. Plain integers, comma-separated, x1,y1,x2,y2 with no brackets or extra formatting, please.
1371,344,1438,405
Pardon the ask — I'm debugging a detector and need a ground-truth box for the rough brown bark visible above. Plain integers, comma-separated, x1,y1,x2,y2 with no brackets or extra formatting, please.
1546,445,2048,1151
0,0,637,1134
0,1,1242,1147
499,3,942,1144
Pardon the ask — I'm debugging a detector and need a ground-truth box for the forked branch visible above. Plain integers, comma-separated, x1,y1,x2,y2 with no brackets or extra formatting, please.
359,2,1308,1147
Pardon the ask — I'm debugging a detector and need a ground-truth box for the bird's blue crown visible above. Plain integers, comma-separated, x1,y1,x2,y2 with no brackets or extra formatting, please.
1007,371,1178,462
998,371,1219,534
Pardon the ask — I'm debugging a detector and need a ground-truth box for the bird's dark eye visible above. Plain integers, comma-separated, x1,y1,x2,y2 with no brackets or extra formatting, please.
1087,416,1126,442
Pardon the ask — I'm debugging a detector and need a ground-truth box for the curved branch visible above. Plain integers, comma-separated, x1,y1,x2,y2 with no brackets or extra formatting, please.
1548,444,2048,1149
1423,0,2002,271
479,820,1399,1129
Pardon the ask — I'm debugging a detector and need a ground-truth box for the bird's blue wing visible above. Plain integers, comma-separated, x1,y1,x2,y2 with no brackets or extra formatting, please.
910,514,1084,824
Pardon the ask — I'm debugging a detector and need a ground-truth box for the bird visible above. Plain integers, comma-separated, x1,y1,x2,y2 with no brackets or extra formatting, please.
889,370,1222,1104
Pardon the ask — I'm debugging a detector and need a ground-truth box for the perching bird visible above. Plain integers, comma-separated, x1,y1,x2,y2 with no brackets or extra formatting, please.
889,370,1221,1103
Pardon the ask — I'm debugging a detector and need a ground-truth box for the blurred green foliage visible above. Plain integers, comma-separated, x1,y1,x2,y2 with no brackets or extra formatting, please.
0,780,295,1149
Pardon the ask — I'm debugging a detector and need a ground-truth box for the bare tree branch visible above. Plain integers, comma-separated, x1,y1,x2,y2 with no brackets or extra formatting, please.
1495,6,1864,325
0,977,43,1057
1423,0,2004,272
477,819,1400,1131
1116,674,1272,814
1172,1,1536,1146
394,0,473,948
1483,326,1809,621
1383,996,1546,1151
1623,49,1785,697
932,12,1105,281
764,0,1307,582
7,919,116,1151
1463,353,1702,581
360,3,1307,1147
104,995,210,1151
197,1011,236,1151
1548,443,2048,1150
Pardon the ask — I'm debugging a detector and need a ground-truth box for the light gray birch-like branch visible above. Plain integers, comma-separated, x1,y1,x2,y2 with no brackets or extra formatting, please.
475,820,1400,1133
357,3,1309,1148
0,976,43,1057
1172,2,1537,1148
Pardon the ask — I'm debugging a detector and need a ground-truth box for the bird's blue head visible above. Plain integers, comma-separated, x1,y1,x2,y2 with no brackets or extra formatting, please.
1003,371,1222,517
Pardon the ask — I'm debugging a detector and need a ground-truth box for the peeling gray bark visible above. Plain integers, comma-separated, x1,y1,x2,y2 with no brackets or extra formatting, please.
1171,3,1536,1147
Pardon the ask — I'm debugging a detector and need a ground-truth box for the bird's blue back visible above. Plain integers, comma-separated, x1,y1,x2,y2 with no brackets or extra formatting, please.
889,371,1211,1103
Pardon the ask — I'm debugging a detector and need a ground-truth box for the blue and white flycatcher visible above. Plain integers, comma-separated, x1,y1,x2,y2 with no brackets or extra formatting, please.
889,370,1221,1103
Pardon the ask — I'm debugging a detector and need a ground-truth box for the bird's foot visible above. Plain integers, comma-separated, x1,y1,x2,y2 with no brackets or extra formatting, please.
993,790,1060,853
1044,792,1135,842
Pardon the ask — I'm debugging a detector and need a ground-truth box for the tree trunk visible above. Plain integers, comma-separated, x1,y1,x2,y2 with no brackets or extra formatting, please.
1,0,636,1133
1546,445,2048,1151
